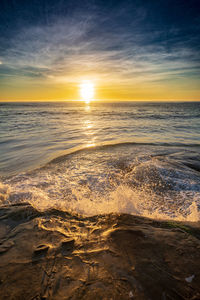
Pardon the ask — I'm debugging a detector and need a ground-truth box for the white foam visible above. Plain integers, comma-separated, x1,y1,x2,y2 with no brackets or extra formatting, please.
1,148,200,222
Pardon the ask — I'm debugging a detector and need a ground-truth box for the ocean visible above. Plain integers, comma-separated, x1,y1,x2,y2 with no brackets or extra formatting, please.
0,101,200,221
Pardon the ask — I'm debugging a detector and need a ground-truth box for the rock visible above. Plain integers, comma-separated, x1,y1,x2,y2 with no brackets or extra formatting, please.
0,240,14,254
61,239,75,255
0,204,200,299
32,244,49,260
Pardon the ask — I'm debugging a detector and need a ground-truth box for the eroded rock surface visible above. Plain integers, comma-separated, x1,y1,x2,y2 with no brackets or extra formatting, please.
0,203,200,299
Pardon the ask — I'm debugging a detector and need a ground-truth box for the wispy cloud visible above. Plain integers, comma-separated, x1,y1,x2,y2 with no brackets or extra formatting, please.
0,1,199,99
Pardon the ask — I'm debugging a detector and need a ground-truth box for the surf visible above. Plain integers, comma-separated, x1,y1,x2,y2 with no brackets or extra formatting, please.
1,143,199,222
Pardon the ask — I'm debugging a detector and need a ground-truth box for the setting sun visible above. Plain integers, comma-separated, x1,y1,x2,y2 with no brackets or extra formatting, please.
80,80,94,102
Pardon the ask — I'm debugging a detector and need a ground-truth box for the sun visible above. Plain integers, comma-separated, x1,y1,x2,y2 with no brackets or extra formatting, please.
80,80,94,103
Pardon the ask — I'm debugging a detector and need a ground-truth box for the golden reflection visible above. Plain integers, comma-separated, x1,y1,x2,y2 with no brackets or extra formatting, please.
86,143,95,148
85,104,91,112
83,120,94,137
83,107,96,147
84,120,92,129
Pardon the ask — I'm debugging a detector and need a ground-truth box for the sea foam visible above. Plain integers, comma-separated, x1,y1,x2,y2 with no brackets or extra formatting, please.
1,145,199,222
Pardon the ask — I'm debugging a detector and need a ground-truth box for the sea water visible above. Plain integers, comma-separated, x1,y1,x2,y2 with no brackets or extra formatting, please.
0,101,200,221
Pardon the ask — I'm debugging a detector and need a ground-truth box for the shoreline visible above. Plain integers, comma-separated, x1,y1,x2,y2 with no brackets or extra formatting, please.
0,202,200,299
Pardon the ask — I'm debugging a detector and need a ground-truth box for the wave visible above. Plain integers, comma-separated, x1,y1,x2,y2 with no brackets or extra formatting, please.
1,142,200,222
50,141,200,164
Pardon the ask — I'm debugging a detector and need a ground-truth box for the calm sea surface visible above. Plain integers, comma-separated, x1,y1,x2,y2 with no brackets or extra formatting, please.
0,101,200,220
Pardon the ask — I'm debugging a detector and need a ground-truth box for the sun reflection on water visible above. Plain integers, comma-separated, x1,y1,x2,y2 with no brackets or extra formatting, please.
84,120,92,130
83,103,96,147
85,104,91,112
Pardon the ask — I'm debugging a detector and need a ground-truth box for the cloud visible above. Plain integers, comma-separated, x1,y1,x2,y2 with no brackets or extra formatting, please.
0,3,199,95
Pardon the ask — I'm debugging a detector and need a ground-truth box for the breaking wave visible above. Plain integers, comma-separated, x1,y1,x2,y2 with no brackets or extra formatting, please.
0,143,200,222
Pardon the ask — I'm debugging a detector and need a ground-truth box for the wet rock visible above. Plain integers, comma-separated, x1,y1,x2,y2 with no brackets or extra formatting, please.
33,244,49,259
0,240,14,254
0,204,200,299
61,239,75,255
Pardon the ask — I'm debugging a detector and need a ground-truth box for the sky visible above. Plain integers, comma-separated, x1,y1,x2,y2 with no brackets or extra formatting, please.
0,0,200,101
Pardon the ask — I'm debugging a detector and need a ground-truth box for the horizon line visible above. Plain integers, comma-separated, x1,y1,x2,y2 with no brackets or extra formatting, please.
0,99,200,103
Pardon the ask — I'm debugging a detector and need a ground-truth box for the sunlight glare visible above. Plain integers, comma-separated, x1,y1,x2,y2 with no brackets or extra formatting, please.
80,80,94,103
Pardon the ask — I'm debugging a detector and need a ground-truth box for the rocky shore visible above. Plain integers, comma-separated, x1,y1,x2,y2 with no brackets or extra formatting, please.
0,203,200,299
